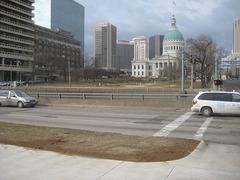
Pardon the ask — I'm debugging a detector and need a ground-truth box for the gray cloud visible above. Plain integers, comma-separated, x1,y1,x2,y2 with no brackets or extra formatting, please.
34,0,239,56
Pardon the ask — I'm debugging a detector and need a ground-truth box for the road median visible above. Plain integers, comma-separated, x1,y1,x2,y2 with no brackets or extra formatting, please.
0,122,199,162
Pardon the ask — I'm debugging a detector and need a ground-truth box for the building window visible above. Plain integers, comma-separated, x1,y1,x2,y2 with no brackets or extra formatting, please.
134,65,136,69
149,72,152,76
142,71,144,76
138,71,140,75
134,71,136,76
160,63,162,68
142,65,144,69
149,65,152,70
174,62,177,68
138,65,140,69
155,63,158,68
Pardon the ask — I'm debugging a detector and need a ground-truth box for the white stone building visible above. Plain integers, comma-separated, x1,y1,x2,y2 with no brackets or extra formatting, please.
132,15,185,79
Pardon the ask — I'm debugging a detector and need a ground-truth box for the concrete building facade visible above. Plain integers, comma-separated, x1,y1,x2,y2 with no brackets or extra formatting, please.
131,36,149,78
225,16,240,78
34,25,82,82
0,0,34,81
233,16,240,55
116,40,134,72
94,23,118,71
51,0,84,57
149,35,164,59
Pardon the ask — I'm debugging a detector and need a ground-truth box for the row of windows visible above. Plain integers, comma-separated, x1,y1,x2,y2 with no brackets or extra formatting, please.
133,71,152,76
133,71,144,76
133,65,144,70
164,46,183,51
134,62,176,70
133,65,152,70
199,93,240,102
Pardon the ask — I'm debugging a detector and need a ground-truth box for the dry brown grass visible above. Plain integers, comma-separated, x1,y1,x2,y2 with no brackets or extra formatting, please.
0,122,199,162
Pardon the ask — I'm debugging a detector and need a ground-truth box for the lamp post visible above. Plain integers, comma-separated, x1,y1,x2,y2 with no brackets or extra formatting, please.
181,48,184,93
190,55,195,92
213,54,219,91
68,58,71,88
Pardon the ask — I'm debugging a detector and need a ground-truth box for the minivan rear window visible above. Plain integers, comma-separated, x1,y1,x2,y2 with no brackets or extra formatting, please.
198,93,233,102
233,94,240,102
215,93,232,102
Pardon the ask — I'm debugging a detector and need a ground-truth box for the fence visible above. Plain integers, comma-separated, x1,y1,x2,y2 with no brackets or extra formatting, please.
29,92,195,101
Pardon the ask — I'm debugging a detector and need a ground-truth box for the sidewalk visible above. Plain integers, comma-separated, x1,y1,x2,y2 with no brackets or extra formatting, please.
0,142,240,180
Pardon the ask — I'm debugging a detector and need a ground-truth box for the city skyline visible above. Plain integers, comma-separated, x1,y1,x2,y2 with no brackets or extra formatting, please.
34,0,240,56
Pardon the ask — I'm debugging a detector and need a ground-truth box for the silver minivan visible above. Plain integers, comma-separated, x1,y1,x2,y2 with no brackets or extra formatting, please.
191,91,240,116
0,90,38,108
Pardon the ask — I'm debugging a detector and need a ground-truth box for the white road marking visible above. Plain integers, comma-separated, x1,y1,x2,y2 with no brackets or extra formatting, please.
153,112,194,137
194,117,213,140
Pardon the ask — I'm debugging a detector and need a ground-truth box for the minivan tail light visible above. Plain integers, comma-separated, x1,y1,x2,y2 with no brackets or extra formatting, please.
192,100,198,105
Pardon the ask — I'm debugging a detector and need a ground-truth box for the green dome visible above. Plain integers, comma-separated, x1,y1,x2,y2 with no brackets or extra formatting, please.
164,29,184,41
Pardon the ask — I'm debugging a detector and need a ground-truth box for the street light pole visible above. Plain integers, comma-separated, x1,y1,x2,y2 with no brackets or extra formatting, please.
181,48,184,93
190,55,194,92
213,55,219,91
68,59,71,88
190,65,194,92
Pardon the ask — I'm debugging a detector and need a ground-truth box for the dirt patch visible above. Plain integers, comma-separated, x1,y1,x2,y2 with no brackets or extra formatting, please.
0,122,199,162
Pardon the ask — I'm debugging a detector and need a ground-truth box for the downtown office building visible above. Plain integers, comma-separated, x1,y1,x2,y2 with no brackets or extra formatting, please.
34,25,82,82
94,23,118,71
233,16,240,55
0,0,34,81
226,16,240,78
116,40,134,72
149,35,164,59
51,0,85,58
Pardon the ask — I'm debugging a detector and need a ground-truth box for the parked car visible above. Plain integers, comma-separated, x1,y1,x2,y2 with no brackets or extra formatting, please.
0,81,10,86
0,90,38,108
191,91,240,116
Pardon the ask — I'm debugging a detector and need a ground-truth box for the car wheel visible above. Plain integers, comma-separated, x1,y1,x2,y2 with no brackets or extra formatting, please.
17,102,24,108
201,107,212,117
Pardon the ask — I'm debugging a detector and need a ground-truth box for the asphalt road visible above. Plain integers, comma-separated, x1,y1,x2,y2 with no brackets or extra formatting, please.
0,106,240,145
223,80,240,91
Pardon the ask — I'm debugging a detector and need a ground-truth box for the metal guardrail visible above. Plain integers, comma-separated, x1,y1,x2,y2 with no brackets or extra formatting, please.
28,92,195,101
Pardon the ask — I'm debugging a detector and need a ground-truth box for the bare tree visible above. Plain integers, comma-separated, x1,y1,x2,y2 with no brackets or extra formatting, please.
185,35,217,88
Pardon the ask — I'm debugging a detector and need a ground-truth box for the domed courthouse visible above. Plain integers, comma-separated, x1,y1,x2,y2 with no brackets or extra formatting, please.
131,15,185,79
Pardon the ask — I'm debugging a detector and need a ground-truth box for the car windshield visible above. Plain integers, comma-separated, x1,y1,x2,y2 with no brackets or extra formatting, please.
15,91,30,97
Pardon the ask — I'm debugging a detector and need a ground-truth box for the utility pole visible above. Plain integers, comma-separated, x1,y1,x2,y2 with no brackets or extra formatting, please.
181,49,184,93
190,55,196,92
213,55,219,91
68,59,71,88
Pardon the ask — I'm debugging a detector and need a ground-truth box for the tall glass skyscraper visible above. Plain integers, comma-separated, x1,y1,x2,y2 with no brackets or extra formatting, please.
51,0,85,55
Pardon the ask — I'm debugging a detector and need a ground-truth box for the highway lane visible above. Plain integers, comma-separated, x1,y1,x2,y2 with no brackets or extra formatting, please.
223,80,240,91
0,106,183,136
0,106,240,145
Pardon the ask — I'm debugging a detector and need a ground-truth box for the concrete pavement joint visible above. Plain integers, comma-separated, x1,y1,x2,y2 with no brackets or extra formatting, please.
96,161,125,180
164,166,175,180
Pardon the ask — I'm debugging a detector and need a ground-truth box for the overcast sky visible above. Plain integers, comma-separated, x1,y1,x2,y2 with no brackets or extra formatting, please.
34,0,240,56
